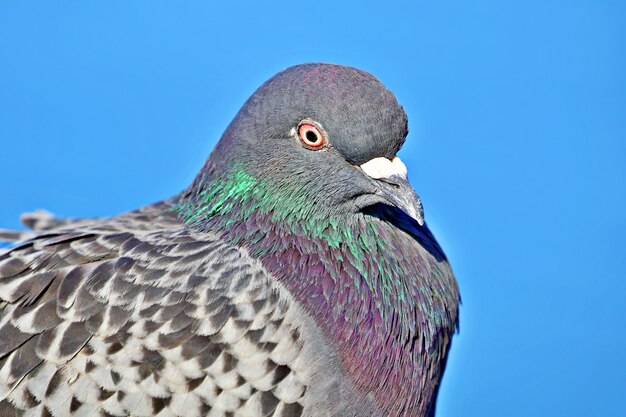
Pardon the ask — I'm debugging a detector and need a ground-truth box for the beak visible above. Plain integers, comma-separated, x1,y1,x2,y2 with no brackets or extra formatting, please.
360,157,425,225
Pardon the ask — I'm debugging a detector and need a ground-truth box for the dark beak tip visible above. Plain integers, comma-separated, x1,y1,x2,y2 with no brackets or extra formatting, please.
375,176,425,225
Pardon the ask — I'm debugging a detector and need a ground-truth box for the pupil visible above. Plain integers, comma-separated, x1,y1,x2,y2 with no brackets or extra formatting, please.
305,130,319,143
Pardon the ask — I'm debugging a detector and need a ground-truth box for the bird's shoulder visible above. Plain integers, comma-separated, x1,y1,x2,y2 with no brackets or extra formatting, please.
0,201,266,308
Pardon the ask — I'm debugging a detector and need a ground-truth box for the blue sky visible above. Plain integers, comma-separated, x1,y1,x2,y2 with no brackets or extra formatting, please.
1,2,624,416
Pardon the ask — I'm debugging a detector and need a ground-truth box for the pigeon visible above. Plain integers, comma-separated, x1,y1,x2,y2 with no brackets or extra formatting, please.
0,63,459,417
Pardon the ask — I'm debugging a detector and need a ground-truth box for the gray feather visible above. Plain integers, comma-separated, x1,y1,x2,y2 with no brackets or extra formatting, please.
0,203,320,416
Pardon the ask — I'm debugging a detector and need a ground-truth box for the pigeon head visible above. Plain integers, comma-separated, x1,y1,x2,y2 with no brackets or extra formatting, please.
184,63,424,226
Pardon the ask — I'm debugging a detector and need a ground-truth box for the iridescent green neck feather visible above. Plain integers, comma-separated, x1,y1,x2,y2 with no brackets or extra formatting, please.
178,163,455,337
178,162,459,415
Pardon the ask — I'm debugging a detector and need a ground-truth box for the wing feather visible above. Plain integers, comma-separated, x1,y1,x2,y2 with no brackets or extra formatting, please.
0,205,307,416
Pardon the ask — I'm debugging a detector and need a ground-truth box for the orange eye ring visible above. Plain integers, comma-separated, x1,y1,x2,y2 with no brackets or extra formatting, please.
297,121,326,149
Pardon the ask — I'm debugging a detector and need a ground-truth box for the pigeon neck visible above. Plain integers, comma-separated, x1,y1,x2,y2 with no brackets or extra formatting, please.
177,164,458,416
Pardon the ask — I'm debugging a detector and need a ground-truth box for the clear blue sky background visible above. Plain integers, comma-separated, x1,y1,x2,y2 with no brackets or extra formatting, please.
1,2,624,416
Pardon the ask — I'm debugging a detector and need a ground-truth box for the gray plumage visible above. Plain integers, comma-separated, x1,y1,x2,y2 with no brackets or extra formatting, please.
0,63,459,417
0,204,326,416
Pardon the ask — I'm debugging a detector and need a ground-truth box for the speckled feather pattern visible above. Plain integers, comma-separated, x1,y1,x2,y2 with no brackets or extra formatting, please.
0,203,311,417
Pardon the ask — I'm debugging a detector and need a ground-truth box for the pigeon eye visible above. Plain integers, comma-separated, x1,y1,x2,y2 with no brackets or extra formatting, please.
297,121,326,149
